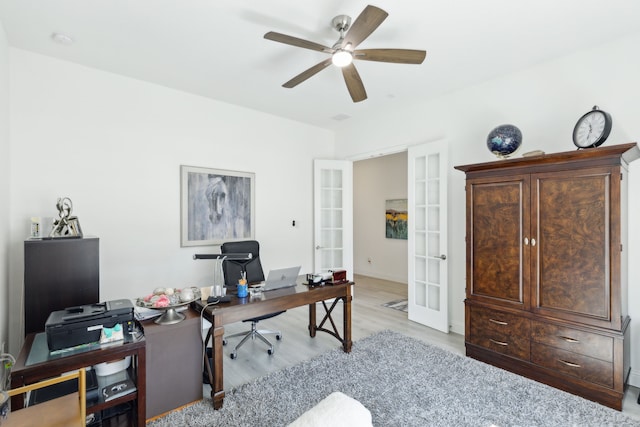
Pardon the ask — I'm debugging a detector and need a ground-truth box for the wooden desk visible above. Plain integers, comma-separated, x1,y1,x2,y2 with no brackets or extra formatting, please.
193,281,353,409
10,332,146,427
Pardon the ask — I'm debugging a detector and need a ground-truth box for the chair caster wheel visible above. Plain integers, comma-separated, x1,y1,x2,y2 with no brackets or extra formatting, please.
230,352,237,359
222,339,227,346
267,348,274,355
276,334,282,340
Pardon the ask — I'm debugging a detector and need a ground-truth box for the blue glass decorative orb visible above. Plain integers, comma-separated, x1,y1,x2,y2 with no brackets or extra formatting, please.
487,124,522,159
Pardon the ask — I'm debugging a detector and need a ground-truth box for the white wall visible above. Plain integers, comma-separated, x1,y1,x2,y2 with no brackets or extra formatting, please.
337,33,640,383
0,18,9,353
6,28,640,386
353,152,408,283
7,49,335,354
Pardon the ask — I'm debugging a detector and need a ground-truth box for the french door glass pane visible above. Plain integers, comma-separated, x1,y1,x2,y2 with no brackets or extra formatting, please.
416,282,426,307
427,232,440,257
427,179,439,204
428,285,440,311
415,256,426,282
428,259,440,283
415,181,426,205
415,157,426,180
428,154,440,178
427,207,440,231
415,208,426,230
415,232,426,256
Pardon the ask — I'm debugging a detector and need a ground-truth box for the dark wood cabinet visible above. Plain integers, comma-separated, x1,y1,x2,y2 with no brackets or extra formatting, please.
141,308,203,418
456,143,639,410
24,237,99,335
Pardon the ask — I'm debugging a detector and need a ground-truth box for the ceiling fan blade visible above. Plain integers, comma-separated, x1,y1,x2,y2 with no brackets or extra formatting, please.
264,31,333,53
343,5,388,48
355,49,426,64
282,58,333,88
341,63,367,103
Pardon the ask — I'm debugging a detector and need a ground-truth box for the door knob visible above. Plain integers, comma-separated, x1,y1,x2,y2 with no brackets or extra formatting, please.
437,254,447,260
315,245,322,250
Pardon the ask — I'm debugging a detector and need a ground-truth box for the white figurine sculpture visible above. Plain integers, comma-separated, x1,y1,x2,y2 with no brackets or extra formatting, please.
49,197,83,238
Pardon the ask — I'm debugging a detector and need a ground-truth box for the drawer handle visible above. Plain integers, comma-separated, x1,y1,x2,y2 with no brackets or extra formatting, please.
489,318,508,326
558,335,579,343
489,338,508,346
558,359,581,368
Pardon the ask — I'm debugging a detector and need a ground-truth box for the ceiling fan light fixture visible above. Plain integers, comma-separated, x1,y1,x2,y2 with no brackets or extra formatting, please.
332,49,353,67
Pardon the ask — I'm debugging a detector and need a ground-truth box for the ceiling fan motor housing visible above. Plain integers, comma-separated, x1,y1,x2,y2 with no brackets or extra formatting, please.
331,15,352,34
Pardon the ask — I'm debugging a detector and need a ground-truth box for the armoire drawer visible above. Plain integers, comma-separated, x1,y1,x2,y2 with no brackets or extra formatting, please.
469,305,530,335
531,342,613,388
468,305,530,360
531,321,613,362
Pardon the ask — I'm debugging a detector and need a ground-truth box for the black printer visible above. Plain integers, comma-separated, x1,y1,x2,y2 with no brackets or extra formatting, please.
45,299,134,351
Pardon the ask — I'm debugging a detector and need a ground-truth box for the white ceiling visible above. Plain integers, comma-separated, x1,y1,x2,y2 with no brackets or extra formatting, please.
1,0,639,131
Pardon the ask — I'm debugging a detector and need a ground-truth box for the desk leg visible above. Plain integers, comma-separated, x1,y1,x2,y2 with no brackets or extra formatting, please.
343,287,353,353
210,325,225,409
10,375,25,410
136,345,147,426
203,327,213,387
310,285,353,353
309,302,317,337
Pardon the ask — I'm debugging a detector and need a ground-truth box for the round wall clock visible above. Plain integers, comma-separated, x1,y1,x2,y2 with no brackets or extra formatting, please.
572,105,612,149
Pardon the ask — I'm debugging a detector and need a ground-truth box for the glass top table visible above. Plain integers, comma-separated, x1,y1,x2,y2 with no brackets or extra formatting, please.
25,330,143,366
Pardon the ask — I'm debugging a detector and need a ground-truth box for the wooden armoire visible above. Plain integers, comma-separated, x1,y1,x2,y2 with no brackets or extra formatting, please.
455,143,639,410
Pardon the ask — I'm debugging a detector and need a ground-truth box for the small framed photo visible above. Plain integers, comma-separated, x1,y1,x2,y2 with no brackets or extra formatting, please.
180,165,255,247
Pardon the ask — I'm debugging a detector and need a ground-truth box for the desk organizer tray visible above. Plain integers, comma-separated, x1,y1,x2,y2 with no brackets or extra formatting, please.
45,299,134,351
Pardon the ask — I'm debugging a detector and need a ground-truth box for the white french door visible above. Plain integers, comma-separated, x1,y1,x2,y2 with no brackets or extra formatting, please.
408,141,449,333
313,160,353,280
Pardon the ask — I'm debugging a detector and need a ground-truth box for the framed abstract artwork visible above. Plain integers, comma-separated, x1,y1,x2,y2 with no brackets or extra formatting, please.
180,165,255,247
385,199,408,240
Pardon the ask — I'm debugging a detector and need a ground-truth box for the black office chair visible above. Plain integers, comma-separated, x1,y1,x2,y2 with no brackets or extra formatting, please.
220,240,285,359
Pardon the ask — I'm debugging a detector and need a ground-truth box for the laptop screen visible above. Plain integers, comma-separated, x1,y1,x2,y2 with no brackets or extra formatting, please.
263,266,301,291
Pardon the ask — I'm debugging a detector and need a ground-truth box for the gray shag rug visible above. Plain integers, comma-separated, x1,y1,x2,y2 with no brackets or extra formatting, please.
147,330,639,426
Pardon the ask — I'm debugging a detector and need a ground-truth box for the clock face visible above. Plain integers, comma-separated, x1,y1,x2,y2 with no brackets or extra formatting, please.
573,109,612,148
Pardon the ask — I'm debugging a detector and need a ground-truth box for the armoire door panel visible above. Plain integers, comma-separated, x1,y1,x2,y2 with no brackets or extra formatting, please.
533,169,612,322
469,178,528,307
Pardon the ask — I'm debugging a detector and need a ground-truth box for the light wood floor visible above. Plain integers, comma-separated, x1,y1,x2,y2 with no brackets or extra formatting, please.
204,274,640,420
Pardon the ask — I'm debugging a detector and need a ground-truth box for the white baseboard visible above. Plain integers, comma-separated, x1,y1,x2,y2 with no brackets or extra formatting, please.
353,270,407,284
449,320,464,335
628,368,640,388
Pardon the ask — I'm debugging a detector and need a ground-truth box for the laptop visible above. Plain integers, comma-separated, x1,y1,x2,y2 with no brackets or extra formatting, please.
262,266,301,291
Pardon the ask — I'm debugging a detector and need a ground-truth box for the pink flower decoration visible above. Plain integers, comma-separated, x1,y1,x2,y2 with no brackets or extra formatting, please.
154,295,170,307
